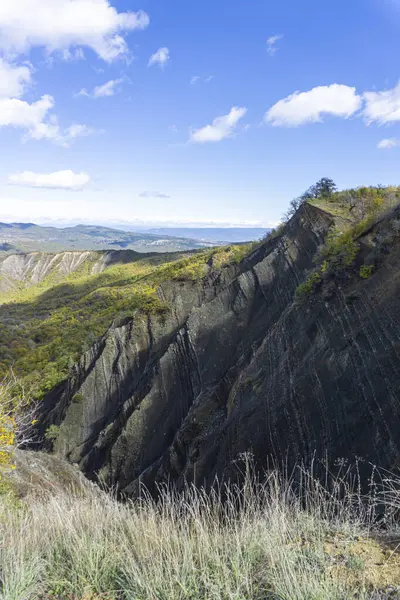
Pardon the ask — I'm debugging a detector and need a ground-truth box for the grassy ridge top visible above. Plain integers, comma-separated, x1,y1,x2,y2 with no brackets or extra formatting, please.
295,185,400,300
0,243,254,399
308,185,400,222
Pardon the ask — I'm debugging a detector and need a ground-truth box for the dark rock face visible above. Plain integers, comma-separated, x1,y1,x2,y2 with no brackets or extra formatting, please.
37,204,400,495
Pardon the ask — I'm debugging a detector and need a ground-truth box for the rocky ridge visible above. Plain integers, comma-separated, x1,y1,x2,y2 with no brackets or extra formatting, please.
31,201,400,495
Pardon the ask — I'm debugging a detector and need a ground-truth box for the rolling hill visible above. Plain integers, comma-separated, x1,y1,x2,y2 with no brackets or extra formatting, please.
0,222,214,255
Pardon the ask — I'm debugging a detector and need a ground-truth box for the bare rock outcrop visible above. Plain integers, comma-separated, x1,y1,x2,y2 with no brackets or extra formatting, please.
34,203,400,495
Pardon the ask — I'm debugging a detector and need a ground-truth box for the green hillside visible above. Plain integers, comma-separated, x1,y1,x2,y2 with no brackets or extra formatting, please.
0,244,253,399
1,182,399,402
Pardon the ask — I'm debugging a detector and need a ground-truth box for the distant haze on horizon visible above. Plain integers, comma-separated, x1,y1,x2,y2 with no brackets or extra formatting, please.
0,216,272,230
0,219,270,247
0,219,270,244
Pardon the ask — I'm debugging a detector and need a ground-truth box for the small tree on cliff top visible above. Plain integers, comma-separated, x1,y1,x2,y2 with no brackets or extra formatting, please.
314,177,337,198
283,178,337,221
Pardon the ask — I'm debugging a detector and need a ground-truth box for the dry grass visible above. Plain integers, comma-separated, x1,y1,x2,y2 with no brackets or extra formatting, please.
1,458,400,600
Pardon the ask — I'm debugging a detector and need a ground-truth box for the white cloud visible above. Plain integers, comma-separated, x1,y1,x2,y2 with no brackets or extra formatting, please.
190,75,214,85
78,78,123,98
0,58,31,98
8,169,91,190
64,124,95,140
29,119,63,141
0,94,95,145
363,83,400,125
0,94,54,130
265,84,362,126
266,34,283,56
377,137,400,149
27,121,95,145
148,47,169,68
0,2,137,146
139,191,170,199
61,48,85,61
93,78,123,97
0,0,149,62
190,106,247,143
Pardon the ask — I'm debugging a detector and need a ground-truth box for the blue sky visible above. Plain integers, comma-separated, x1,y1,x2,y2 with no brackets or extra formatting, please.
0,0,400,228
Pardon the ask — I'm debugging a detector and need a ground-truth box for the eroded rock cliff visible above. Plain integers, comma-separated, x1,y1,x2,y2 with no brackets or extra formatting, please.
0,249,159,294
35,203,400,494
0,250,100,294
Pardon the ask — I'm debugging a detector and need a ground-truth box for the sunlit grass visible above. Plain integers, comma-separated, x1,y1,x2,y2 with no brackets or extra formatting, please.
1,458,400,600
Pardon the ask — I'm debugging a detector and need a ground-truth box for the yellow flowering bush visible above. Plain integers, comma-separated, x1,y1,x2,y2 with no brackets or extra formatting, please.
0,383,17,482
0,374,36,487
0,415,16,468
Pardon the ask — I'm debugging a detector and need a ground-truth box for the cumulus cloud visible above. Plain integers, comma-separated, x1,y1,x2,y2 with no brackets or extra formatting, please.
0,94,95,145
190,106,247,143
266,34,283,56
0,1,139,142
265,84,362,126
0,0,149,62
377,137,400,149
8,169,91,190
363,83,400,125
0,94,54,130
139,191,170,199
78,78,124,98
0,58,31,98
148,47,170,68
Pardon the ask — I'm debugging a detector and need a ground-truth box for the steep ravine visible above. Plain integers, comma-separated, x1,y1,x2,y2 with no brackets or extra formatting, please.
36,203,400,494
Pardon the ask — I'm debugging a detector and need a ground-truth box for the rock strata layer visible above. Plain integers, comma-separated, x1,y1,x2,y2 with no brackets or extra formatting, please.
35,203,400,494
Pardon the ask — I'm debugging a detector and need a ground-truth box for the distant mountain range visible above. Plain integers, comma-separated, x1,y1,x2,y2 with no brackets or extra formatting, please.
0,222,270,254
141,227,268,244
0,222,208,254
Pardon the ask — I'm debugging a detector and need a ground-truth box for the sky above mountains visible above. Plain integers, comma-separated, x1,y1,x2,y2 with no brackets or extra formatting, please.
0,0,399,228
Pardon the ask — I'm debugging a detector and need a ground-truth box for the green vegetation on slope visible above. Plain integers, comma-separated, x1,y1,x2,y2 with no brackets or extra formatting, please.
295,183,400,300
3,180,399,399
0,376,37,503
0,244,255,399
